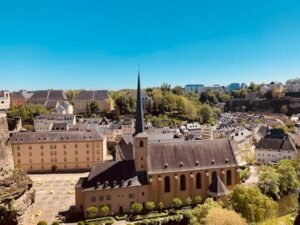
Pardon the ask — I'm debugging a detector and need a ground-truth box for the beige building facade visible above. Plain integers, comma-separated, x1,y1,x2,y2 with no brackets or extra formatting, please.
10,131,108,172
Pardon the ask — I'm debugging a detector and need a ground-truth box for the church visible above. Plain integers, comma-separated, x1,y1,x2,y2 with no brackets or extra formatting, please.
75,74,240,217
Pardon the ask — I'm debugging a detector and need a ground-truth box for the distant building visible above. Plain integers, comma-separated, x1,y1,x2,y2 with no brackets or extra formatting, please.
186,122,201,138
286,78,300,93
0,91,10,110
227,83,241,92
255,132,297,164
141,91,152,110
55,101,74,114
200,125,214,140
204,85,226,93
10,90,34,108
74,90,113,113
10,131,108,172
27,90,67,109
34,113,76,132
184,84,205,94
121,118,134,136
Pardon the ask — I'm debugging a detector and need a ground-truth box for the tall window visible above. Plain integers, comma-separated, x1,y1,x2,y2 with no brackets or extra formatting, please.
139,140,144,147
164,176,170,193
180,175,186,191
226,170,232,185
196,173,201,189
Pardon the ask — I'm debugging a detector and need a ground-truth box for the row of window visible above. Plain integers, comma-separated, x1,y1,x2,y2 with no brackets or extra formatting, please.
25,163,90,170
17,156,95,164
16,150,101,157
164,170,232,193
91,193,136,203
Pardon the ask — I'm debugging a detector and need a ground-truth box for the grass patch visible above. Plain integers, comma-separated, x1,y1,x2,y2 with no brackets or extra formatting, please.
132,212,169,221
85,216,114,225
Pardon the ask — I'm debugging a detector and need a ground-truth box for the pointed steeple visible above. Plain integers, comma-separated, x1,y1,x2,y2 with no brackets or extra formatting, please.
134,71,144,135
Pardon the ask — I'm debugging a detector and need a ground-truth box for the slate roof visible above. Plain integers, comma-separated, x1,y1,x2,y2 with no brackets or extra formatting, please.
27,90,67,108
76,90,110,101
35,113,75,121
10,131,103,144
208,176,229,197
116,136,134,160
256,136,296,152
147,138,238,174
81,160,148,190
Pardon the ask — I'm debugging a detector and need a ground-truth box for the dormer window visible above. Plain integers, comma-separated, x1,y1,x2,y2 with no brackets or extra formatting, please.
195,160,199,166
164,163,168,169
179,162,183,167
211,159,215,165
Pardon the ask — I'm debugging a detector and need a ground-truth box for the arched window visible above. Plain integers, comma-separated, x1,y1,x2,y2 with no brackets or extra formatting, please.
180,175,186,191
212,171,217,184
196,173,201,189
164,176,170,193
226,170,232,185
139,140,144,147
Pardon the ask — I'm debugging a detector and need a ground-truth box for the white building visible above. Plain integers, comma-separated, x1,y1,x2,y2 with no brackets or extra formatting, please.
34,113,76,132
121,118,134,136
200,125,214,140
186,122,201,138
0,91,10,110
55,101,74,114
286,78,300,93
255,135,297,164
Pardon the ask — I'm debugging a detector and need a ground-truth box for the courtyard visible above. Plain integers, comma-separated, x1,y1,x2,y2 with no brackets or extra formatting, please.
29,172,88,224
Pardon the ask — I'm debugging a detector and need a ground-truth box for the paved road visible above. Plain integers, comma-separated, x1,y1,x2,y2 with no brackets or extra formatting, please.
29,173,88,224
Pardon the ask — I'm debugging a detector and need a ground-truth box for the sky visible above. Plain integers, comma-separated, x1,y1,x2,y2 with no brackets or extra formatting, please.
1,0,300,91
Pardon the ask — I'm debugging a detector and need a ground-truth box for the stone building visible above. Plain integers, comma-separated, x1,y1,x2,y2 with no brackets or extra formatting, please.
34,113,76,132
75,75,240,217
0,90,10,110
10,131,108,172
74,90,113,113
27,90,67,109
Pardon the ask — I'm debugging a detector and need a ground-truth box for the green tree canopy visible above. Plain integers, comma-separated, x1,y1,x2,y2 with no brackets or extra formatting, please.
258,167,280,199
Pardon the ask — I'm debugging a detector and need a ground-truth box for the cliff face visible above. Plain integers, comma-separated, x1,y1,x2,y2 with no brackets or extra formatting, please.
0,112,35,225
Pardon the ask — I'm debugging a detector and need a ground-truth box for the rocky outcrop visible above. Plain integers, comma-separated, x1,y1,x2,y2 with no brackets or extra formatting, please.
0,112,35,225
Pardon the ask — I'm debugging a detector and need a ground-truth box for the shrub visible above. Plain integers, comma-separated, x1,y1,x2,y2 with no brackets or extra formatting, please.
185,197,192,206
194,195,202,204
131,202,143,214
100,205,110,216
145,201,156,212
77,222,85,225
51,222,60,225
172,197,183,209
37,221,48,225
86,206,98,219
158,202,164,211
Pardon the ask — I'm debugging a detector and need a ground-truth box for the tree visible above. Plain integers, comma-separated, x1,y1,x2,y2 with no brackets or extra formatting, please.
194,195,202,204
258,167,280,199
86,206,98,219
65,90,79,104
131,202,143,214
192,198,220,224
185,197,192,206
90,100,101,114
37,221,48,225
227,185,277,223
173,86,184,95
271,86,285,99
145,201,156,212
100,205,110,216
276,160,300,195
172,197,183,209
204,208,247,225
77,222,85,225
199,104,215,124
85,103,91,117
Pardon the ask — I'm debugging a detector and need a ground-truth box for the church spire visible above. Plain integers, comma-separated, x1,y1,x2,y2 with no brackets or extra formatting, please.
134,71,144,135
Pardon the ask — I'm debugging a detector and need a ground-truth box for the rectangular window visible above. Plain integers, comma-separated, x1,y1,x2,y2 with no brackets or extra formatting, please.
99,196,104,201
91,196,96,202
129,193,135,199
106,195,111,201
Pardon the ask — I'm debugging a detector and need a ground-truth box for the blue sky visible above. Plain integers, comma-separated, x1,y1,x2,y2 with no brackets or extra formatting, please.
1,0,300,90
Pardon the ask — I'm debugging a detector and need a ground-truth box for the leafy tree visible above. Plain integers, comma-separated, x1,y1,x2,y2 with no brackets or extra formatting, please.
161,83,171,92
280,105,288,114
77,222,84,225
248,82,260,92
65,90,79,104
90,100,101,114
227,185,277,223
192,198,220,224
271,86,285,99
100,205,110,216
131,202,143,214
199,104,215,124
258,167,280,199
7,105,49,122
185,197,192,206
194,195,202,204
86,206,98,219
145,201,156,212
204,208,247,225
276,160,299,195
172,85,184,95
172,197,183,209
85,103,91,117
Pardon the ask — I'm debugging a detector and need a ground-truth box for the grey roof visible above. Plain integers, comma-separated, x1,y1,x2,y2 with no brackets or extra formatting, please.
10,131,103,144
81,160,148,190
134,73,145,135
116,136,134,160
256,136,296,152
208,176,229,197
27,90,67,107
147,138,238,174
35,113,75,121
76,90,110,101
